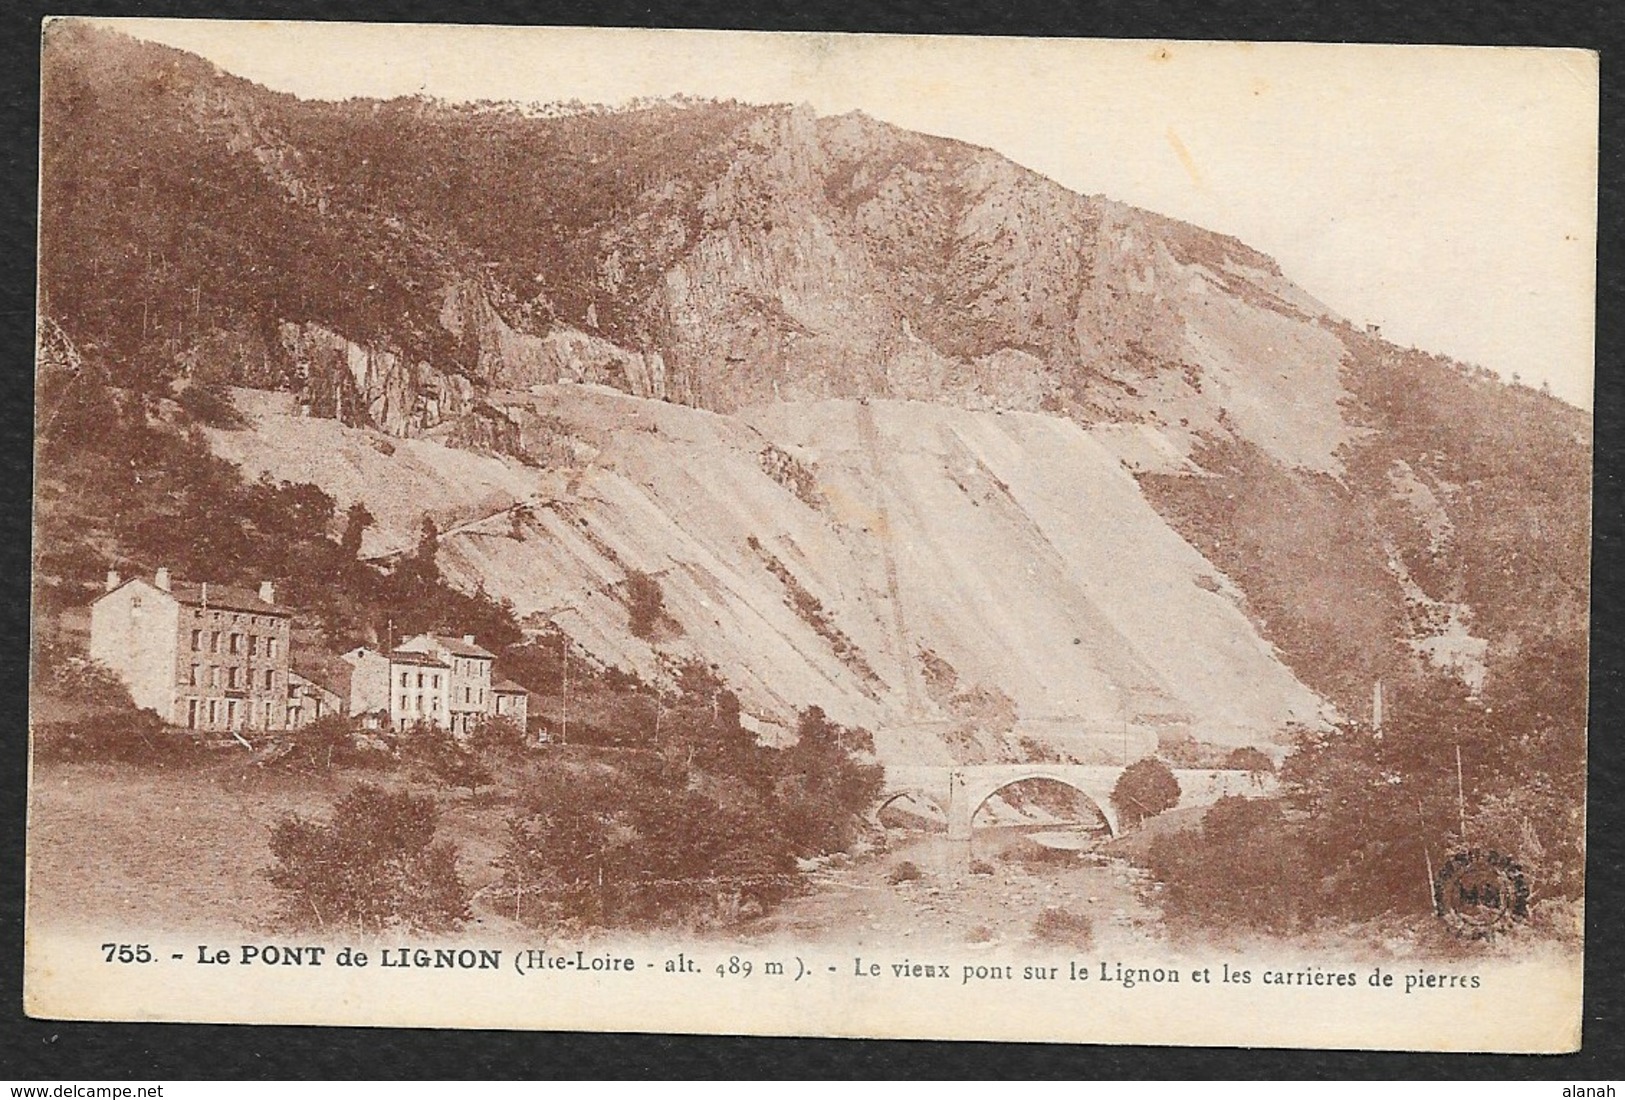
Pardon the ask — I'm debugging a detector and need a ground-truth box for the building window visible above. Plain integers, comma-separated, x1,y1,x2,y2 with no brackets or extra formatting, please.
432,674,441,690
248,635,258,657
189,665,199,686
229,633,241,655
211,666,221,689
400,694,408,713
416,694,424,713
190,629,202,651
187,699,198,729
266,638,277,660
417,673,425,689
264,669,274,690
400,671,409,688
227,667,240,689
208,699,219,727
465,686,472,704
226,700,238,728
210,631,220,653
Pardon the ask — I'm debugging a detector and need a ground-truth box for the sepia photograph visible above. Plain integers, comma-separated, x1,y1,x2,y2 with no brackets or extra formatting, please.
24,19,1597,1052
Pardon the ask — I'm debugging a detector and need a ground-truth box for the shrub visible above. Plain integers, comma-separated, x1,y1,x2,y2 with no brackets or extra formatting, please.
269,714,375,773
266,783,470,933
773,707,885,856
174,380,247,429
495,768,796,930
1032,906,1095,947
888,861,923,885
399,721,493,795
1224,746,1276,781
969,859,996,876
1111,757,1182,829
1139,795,1311,936
32,709,206,767
31,634,135,709
624,569,675,640
467,714,528,758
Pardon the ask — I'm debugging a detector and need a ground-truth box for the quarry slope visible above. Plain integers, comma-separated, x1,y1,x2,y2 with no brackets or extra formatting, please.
209,386,1326,762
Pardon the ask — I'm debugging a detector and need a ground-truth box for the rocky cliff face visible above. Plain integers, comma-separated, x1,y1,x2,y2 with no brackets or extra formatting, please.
210,385,1328,762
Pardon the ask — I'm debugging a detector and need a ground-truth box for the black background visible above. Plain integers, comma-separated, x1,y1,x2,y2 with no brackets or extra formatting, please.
1,0,1619,1079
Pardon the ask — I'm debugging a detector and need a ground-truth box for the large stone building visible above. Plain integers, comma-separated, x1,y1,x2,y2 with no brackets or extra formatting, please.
395,634,496,734
89,568,293,732
342,633,527,734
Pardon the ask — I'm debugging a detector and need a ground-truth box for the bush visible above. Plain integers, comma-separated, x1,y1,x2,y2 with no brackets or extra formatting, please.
31,634,135,709
399,721,493,795
174,380,247,428
1032,906,1095,947
773,707,885,856
467,714,528,758
1139,795,1311,936
266,783,470,933
1111,757,1182,829
1224,746,1276,781
888,861,923,885
969,859,995,876
495,768,797,930
32,709,207,767
267,714,376,773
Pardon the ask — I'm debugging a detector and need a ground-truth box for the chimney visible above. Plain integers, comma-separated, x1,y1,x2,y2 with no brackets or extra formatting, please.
463,634,476,645
104,569,121,593
153,567,171,592
259,580,276,605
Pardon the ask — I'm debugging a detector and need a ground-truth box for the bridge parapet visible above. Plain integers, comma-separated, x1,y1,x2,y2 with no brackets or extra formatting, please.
877,763,1277,842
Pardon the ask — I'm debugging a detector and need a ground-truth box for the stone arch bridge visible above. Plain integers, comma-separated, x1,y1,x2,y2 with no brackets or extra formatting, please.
876,763,1265,841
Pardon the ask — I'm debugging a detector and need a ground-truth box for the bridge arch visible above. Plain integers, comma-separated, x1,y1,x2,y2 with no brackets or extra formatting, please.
871,788,949,829
965,774,1115,838
950,766,1121,839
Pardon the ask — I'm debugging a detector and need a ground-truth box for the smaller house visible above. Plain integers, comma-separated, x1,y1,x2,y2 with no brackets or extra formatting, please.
492,678,530,732
285,670,346,729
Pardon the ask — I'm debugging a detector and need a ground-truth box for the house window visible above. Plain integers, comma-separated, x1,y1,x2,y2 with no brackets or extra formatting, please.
208,699,219,726
190,629,202,651
189,665,199,686
211,666,221,688
417,673,425,689
400,694,408,713
286,705,298,727
227,667,240,689
400,671,409,688
229,633,242,655
264,669,274,690
465,686,472,704
432,674,441,690
226,700,238,728
187,699,198,729
248,635,258,657
266,638,277,660
209,631,220,653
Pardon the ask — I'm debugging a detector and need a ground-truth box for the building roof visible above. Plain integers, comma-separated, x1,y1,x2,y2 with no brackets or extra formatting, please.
493,678,529,695
428,634,497,660
103,577,292,616
288,669,346,701
388,650,451,669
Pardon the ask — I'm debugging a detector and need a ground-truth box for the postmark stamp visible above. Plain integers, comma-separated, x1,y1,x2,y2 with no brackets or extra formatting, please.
1434,848,1530,939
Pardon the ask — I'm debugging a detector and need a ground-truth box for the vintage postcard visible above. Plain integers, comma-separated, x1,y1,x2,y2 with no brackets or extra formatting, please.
26,20,1597,1051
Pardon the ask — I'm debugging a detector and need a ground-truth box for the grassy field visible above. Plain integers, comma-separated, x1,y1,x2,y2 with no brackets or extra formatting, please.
26,756,521,937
